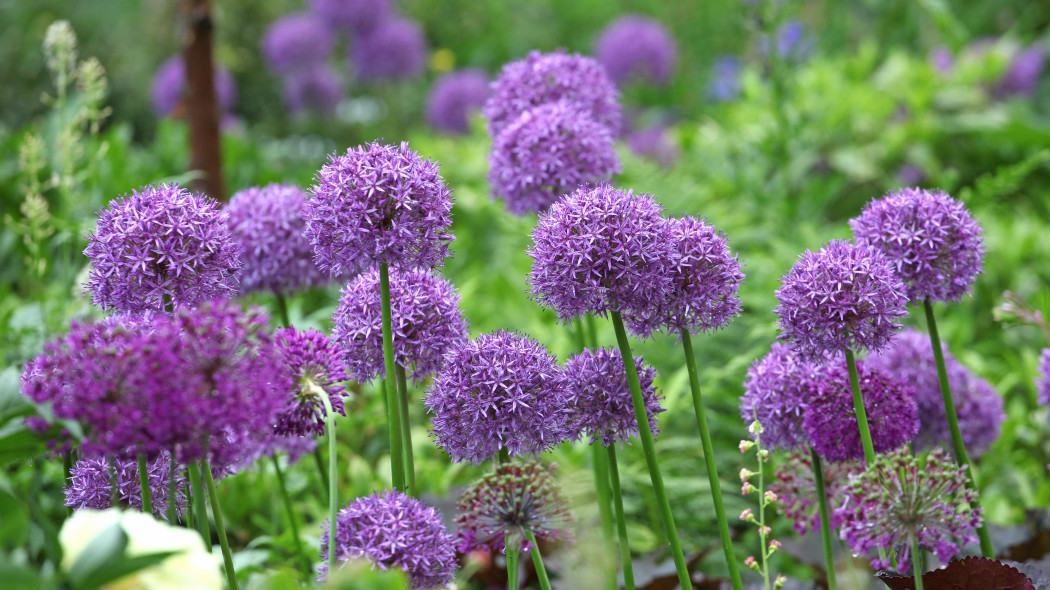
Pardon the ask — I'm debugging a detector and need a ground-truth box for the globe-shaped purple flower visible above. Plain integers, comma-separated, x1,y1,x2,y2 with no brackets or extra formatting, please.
332,268,467,384
310,0,390,35
775,240,908,360
484,50,623,137
262,12,333,74
320,490,456,588
563,348,664,447
426,69,489,134
283,64,344,115
707,55,742,102
350,17,426,82
150,56,236,117
273,327,349,437
303,141,454,278
84,183,241,315
594,15,676,86
527,184,673,330
850,188,985,304
489,101,620,215
424,331,573,464
626,126,680,168
739,343,822,451
65,454,187,518
227,184,328,296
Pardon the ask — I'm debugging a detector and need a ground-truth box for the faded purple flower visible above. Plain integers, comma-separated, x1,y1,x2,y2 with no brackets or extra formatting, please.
897,164,925,187
426,69,489,134
769,450,861,535
217,432,318,476
625,125,679,168
762,20,812,62
350,17,426,82
1038,348,1050,410
739,343,822,451
310,0,390,35
262,12,333,74
273,327,349,437
150,56,236,117
283,64,344,115
65,454,188,519
563,348,664,447
997,45,1046,98
929,47,955,73
707,55,742,102
594,15,677,86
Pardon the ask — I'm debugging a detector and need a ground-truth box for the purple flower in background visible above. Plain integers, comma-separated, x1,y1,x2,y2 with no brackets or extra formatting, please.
350,17,426,81
594,14,677,86
625,125,680,168
273,328,349,437
220,433,317,475
851,188,985,304
564,348,664,447
310,0,390,35
332,268,468,384
1038,349,1050,409
303,141,454,278
997,45,1046,98
707,55,742,102
319,490,456,588
65,454,188,518
262,12,333,74
896,164,925,187
84,183,241,315
424,331,573,464
426,69,489,134
739,343,822,451
489,101,620,215
929,47,955,73
765,20,812,62
484,50,623,137
769,451,860,535
150,56,236,117
283,64,344,115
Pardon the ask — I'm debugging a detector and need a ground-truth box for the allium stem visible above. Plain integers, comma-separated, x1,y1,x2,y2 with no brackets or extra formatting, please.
395,363,416,496
610,310,691,590
591,445,618,590
524,529,552,590
584,314,598,349
572,319,587,352
138,454,153,516
810,448,838,590
275,292,291,327
606,445,637,590
844,349,876,465
910,534,925,590
63,450,73,517
313,447,329,502
681,328,743,590
109,456,119,508
201,453,239,590
506,533,520,590
379,262,407,492
168,454,178,524
922,298,994,558
318,391,340,577
271,455,311,580
187,461,209,543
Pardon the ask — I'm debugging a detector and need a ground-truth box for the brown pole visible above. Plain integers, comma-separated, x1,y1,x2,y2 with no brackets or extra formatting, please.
182,0,225,201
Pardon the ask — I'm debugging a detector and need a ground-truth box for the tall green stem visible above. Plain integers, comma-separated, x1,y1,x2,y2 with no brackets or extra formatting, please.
910,534,925,590
591,445,617,590
379,263,406,492
271,455,311,579
109,457,119,508
200,454,239,590
506,533,520,590
187,461,209,544
584,314,598,348
395,364,416,496
275,293,290,327
605,445,636,590
313,447,329,503
138,454,153,516
523,530,552,590
810,448,838,590
610,310,691,590
167,454,178,524
844,349,876,465
318,391,340,578
63,450,73,517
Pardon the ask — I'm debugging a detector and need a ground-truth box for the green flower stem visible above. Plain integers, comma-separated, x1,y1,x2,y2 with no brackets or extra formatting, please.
275,293,291,327
506,533,520,590
810,448,838,590
271,455,311,580
681,328,743,590
318,390,340,578
922,298,994,558
184,480,193,529
395,363,416,496
610,310,691,590
910,534,925,590
592,445,617,590
187,461,209,544
109,457,119,508
168,454,178,524
138,454,153,516
573,319,587,352
523,530,552,590
379,262,407,492
584,314,598,349
844,349,876,465
498,448,510,465
605,445,637,590
63,450,73,517
200,453,239,590
313,447,329,503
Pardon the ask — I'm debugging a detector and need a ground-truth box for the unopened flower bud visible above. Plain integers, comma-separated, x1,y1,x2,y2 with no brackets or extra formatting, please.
744,556,759,571
774,574,787,589
759,525,772,536
739,440,755,453
768,539,781,554
739,508,754,522
739,468,755,481
748,420,764,435
741,482,756,496
758,449,770,462
764,490,778,504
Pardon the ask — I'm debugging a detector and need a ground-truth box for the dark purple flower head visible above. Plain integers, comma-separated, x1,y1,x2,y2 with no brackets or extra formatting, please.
65,453,188,519
273,327,349,437
997,45,1046,98
769,450,860,535
227,183,328,297
424,331,573,464
84,183,241,315
320,490,456,588
456,461,573,554
484,50,623,137
866,328,1003,457
707,55,742,102
150,56,236,117
625,125,679,168
350,17,426,82
850,188,985,304
564,348,664,447
310,0,390,34
489,101,621,215
594,15,677,86
1038,348,1050,410
303,141,454,278
775,239,908,359
527,184,673,332
739,343,823,451
332,268,467,384
283,64,344,115
262,12,333,74
426,69,489,134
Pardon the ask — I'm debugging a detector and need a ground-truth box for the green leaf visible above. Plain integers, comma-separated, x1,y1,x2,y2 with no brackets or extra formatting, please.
0,367,32,425
75,550,180,590
0,421,47,466
68,522,128,589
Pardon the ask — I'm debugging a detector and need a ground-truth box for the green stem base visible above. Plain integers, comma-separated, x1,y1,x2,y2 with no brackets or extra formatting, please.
524,530,552,590
811,448,838,590
201,454,239,590
606,446,636,590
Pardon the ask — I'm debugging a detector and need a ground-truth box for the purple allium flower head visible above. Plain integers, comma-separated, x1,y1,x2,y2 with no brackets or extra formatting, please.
283,64,344,115
262,12,334,74
739,343,822,451
426,69,489,134
803,358,919,462
527,184,674,333
150,56,236,117
768,450,861,535
594,14,677,87
456,461,573,554
84,183,241,315
563,348,664,447
424,331,573,464
226,183,327,297
303,141,454,278
707,55,742,102
625,126,680,168
319,490,457,588
310,0,390,35
273,327,349,437
350,17,427,82
484,50,623,137
65,454,188,519
866,328,1004,457
766,20,812,62
332,268,468,384
489,101,621,215
997,45,1046,98
1037,348,1050,410
836,447,981,571
774,239,908,360
850,188,985,304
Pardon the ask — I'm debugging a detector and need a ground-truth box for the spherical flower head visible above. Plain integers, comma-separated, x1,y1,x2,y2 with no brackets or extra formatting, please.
594,15,676,86
707,55,742,102
803,358,919,463
489,101,621,215
262,12,334,74
65,454,188,518
303,141,454,278
739,343,823,451
84,183,241,315
456,461,573,554
283,64,344,115
1037,348,1050,410
319,490,456,588
768,451,861,535
273,327,349,437
424,331,573,464
484,50,623,137
527,184,673,331
150,56,236,117
997,45,1046,98
865,328,1004,456
350,17,426,82
850,188,985,304
836,447,981,571
426,69,489,134
563,348,664,447
310,0,390,34
775,239,908,360
626,125,680,168
227,183,328,296
332,268,468,384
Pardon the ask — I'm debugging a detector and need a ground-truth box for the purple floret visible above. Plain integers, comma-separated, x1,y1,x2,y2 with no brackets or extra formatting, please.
65,453,188,518
350,17,426,82
283,64,344,115
594,14,677,86
739,343,822,451
150,56,236,117
426,69,489,134
310,0,390,35
563,348,664,447
262,12,333,74
707,55,742,102
273,327,349,437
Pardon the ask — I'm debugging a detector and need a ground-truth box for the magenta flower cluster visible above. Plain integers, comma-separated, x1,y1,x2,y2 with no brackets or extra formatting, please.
273,327,349,437
594,14,677,86
426,69,490,134
563,348,664,447
65,454,187,518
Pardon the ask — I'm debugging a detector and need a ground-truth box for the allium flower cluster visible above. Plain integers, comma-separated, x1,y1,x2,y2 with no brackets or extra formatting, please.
319,490,456,589
850,188,985,304
426,69,489,134
310,0,390,34
303,141,454,278
273,328,349,437
226,184,327,296
350,17,426,81
283,64,344,115
563,348,664,447
84,183,241,315
707,55,742,102
262,12,333,73
774,240,908,359
332,268,468,384
768,451,861,535
836,447,981,571
997,46,1046,98
625,126,680,168
489,100,620,215
739,343,822,451
1038,348,1050,410
65,454,188,518
150,56,236,117
424,331,573,464
594,15,677,86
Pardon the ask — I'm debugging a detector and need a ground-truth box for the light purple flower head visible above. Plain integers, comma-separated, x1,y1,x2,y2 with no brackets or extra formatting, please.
739,343,822,451
484,50,623,137
594,14,677,86
775,239,909,360
707,55,742,102
262,12,333,74
997,45,1046,98
762,20,812,62
350,17,426,82
769,450,860,535
426,69,489,134
310,0,390,35
1038,348,1050,410
283,64,344,115
896,164,925,187
424,331,573,465
626,125,680,168
150,56,236,116
850,188,985,304
563,348,664,447
332,268,468,384
303,141,454,278
65,454,188,519
273,327,349,437
489,100,621,215
319,490,457,588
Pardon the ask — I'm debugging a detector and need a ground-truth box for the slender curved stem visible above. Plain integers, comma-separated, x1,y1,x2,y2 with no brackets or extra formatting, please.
844,349,876,465
910,534,925,590
167,454,178,524
138,454,153,516
318,391,340,577
591,445,617,590
187,461,209,544
200,453,239,590
395,364,416,496
811,448,838,590
524,530,552,590
506,533,520,590
271,455,311,580
313,448,329,503
275,293,290,327
379,263,406,492
606,445,637,590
